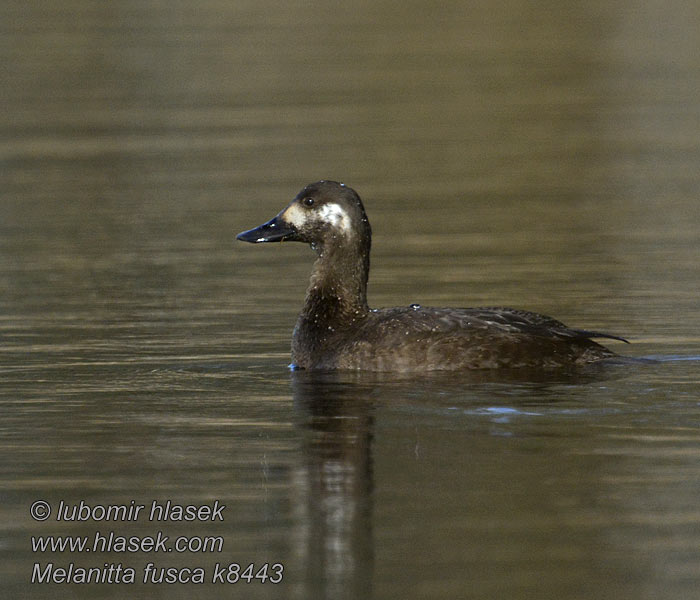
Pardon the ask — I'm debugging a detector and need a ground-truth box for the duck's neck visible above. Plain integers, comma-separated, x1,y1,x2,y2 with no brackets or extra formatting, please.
302,238,370,327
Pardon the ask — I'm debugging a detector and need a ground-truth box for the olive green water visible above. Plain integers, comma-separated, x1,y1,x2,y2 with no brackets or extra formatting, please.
2,1,700,598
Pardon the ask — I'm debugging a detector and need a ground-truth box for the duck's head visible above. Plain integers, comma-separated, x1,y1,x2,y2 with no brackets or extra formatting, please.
236,180,371,252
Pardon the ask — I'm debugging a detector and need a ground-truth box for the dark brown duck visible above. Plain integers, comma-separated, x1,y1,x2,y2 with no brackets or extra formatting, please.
237,180,628,371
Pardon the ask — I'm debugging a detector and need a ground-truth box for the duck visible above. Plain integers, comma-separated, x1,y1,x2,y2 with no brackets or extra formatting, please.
237,180,628,371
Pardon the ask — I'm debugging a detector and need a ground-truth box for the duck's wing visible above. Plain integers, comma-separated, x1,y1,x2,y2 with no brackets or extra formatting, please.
370,306,628,343
456,307,629,343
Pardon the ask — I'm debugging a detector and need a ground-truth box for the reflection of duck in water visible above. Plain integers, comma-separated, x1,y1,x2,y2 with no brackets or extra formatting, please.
238,181,628,371
290,372,374,600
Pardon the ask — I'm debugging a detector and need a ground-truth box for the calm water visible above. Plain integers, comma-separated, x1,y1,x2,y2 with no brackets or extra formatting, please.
2,1,700,598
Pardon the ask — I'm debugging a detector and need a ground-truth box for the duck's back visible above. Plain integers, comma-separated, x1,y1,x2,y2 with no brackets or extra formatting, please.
296,306,620,371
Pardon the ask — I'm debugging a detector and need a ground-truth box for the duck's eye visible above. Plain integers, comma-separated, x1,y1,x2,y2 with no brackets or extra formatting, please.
302,197,314,207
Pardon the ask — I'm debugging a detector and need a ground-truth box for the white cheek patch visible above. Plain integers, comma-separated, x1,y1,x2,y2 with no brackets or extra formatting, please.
282,203,307,228
318,203,352,234
281,201,353,236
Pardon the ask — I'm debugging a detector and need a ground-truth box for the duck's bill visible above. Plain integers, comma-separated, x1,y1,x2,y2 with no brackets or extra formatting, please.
236,215,298,243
